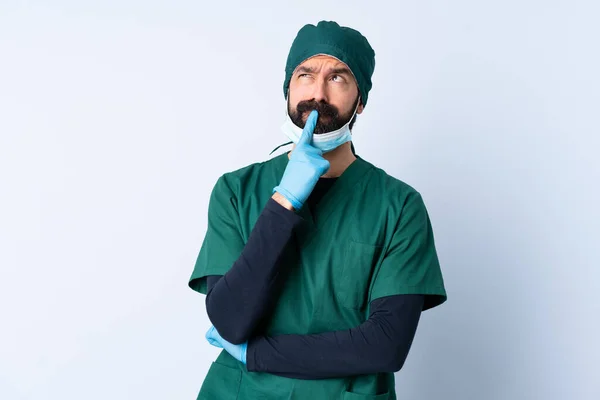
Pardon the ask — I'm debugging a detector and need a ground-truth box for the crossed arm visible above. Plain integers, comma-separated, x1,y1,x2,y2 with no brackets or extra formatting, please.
204,197,423,379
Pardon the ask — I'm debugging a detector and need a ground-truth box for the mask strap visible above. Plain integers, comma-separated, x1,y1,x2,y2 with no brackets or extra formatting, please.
349,96,361,156
269,141,293,156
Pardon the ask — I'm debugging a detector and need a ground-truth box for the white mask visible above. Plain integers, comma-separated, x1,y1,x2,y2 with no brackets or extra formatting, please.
280,99,359,154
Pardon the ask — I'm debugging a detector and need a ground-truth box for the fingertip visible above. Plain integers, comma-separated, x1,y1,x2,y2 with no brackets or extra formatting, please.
307,110,319,129
298,111,318,144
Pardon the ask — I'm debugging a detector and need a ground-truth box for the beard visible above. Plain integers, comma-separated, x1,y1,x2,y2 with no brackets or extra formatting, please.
289,96,359,134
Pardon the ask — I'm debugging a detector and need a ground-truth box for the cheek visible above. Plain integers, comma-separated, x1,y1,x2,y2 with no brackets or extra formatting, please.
327,83,358,105
328,96,354,115
289,76,318,98
288,88,310,109
343,90,358,113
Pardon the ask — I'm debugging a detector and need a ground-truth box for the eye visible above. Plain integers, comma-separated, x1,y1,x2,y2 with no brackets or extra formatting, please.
331,75,345,83
298,73,311,78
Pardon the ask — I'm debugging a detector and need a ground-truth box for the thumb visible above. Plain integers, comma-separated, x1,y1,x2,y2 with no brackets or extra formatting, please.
297,110,319,146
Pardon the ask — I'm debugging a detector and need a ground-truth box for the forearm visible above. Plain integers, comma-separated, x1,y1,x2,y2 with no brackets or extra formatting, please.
205,197,302,344
246,295,424,379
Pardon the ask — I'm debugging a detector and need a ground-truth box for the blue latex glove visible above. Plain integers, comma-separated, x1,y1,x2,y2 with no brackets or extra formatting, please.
273,110,330,210
205,326,247,364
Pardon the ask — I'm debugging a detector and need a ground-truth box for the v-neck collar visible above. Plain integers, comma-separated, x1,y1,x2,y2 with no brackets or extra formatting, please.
274,151,373,228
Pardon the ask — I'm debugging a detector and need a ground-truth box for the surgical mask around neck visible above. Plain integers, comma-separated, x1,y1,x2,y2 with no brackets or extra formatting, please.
281,101,359,153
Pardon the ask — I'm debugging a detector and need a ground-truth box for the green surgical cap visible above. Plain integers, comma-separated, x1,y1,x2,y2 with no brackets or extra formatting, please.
283,21,376,107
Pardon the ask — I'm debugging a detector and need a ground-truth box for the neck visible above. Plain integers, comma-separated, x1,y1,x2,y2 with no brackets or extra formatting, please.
288,142,356,178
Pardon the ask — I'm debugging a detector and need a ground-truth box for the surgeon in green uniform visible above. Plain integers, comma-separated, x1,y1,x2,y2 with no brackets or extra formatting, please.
189,21,447,399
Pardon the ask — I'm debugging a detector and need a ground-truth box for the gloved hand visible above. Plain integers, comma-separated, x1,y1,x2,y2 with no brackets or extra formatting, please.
205,325,247,364
273,110,330,210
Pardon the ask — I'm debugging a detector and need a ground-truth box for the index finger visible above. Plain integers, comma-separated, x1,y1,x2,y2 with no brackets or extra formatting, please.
297,110,319,146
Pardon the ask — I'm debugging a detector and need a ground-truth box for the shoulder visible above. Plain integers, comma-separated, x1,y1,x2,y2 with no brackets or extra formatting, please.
213,155,284,195
360,157,425,208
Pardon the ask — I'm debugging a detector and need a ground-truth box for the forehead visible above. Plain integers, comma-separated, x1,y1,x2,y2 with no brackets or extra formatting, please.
295,54,351,72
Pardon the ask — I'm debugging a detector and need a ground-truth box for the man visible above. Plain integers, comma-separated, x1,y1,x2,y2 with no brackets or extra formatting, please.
188,20,447,399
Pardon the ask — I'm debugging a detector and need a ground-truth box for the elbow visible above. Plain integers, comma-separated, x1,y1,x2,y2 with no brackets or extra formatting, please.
379,344,409,373
206,312,251,344
205,301,251,345
220,329,249,345
385,357,406,373
206,314,250,344
206,293,253,345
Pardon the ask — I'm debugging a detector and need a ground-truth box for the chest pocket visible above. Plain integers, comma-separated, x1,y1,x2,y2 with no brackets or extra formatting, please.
337,241,384,310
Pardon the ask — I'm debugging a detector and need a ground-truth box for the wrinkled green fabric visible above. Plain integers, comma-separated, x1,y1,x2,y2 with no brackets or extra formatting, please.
190,153,447,399
283,20,376,106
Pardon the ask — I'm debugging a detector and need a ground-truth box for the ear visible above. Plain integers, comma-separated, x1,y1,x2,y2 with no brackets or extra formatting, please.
357,101,365,115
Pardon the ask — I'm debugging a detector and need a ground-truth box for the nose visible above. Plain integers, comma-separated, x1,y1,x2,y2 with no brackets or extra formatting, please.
311,78,328,103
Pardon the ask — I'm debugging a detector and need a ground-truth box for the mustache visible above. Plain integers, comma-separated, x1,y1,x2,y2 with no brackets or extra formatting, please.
295,100,339,119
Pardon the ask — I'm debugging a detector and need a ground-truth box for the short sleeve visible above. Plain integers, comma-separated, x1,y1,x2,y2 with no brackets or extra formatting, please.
188,174,245,295
369,192,447,311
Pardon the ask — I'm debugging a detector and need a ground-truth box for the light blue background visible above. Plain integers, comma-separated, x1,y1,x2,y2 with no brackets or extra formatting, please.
1,1,598,399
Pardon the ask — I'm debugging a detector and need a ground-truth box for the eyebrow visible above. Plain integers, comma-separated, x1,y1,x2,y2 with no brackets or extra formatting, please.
295,66,353,76
295,66,317,74
329,67,353,76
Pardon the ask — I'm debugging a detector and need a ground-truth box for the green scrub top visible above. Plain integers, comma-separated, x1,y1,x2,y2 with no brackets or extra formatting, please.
189,152,447,400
